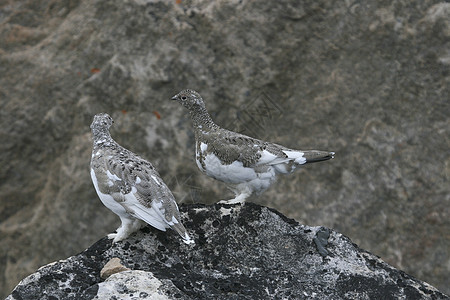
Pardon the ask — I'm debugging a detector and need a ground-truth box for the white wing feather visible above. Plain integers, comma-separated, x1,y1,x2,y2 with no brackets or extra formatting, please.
123,192,169,231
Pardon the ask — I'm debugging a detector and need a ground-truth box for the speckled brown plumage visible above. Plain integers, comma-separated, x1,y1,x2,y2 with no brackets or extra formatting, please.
172,90,335,204
90,113,193,243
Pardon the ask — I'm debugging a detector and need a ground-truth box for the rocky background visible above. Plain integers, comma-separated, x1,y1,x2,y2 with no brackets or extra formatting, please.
0,0,448,297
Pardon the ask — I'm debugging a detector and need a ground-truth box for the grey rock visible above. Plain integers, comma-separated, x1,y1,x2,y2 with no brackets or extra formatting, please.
100,257,130,280
94,270,182,300
6,203,448,299
0,0,449,297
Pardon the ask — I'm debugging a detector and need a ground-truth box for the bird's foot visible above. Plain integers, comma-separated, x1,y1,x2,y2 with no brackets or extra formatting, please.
107,221,134,243
107,232,127,243
109,230,130,243
107,233,117,240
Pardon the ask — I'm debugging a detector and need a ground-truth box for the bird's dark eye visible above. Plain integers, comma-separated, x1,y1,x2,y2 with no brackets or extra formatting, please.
181,96,187,100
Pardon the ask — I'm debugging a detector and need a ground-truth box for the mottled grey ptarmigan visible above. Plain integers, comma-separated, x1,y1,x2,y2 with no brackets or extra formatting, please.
171,90,335,204
90,113,194,244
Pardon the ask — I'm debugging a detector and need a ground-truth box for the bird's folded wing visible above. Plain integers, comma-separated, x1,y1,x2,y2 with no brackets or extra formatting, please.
256,149,292,165
125,199,169,232
205,131,268,167
102,155,172,230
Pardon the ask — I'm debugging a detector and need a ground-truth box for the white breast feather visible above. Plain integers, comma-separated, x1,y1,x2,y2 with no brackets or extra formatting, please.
203,152,257,184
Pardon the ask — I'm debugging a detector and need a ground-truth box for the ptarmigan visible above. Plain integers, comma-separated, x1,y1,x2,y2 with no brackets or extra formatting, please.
90,113,193,244
171,89,335,204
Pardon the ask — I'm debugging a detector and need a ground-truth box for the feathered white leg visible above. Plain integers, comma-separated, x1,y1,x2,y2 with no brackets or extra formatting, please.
131,219,145,231
219,184,252,204
108,217,136,242
219,191,250,205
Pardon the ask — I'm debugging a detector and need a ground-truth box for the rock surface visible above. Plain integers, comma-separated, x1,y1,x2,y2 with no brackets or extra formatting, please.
6,203,449,300
0,0,449,297
100,257,130,280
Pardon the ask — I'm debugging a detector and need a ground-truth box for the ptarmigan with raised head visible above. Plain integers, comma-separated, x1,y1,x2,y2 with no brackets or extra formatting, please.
90,113,193,244
171,90,335,204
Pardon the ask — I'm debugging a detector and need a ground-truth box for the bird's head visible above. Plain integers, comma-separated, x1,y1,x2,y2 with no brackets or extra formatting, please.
171,89,206,110
90,113,114,131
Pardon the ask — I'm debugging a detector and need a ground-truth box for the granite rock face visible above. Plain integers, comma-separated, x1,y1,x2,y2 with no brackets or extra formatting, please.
0,0,449,297
6,203,448,300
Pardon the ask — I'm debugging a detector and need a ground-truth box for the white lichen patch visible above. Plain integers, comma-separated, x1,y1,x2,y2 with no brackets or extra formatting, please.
192,207,209,213
219,207,233,216
94,270,171,300
14,272,42,287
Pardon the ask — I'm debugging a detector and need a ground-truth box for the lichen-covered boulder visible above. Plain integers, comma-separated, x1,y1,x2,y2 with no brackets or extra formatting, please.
7,203,448,299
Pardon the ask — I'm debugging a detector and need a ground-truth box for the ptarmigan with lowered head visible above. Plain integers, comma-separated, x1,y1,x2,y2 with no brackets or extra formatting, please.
90,113,193,244
171,90,335,204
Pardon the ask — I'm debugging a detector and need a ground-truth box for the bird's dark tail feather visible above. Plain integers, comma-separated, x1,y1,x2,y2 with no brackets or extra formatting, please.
303,150,335,163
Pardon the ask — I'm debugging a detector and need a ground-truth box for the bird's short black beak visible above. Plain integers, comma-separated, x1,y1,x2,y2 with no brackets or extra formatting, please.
171,95,178,101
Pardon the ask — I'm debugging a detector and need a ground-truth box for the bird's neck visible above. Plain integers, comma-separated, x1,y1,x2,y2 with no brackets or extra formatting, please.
92,128,114,148
189,105,218,131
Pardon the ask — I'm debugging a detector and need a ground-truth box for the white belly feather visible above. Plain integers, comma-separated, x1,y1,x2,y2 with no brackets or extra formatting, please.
203,152,258,184
196,142,277,195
